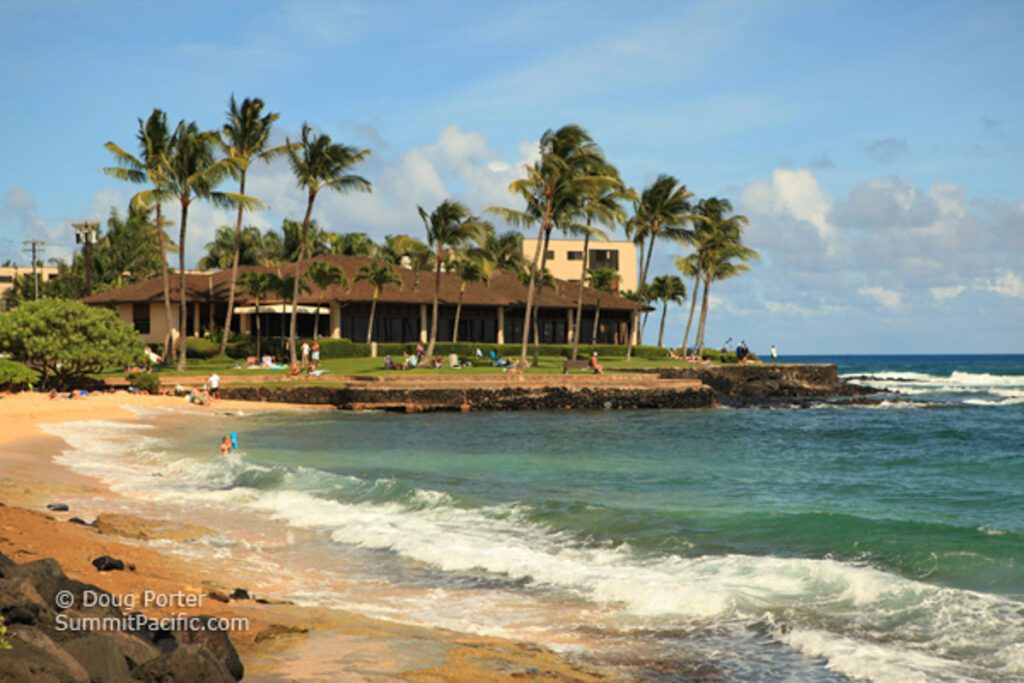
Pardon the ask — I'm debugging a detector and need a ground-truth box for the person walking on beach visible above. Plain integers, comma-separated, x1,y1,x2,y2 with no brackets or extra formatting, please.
208,371,221,400
771,344,778,364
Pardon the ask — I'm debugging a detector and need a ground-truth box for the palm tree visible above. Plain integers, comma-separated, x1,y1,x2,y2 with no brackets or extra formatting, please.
449,257,489,344
473,227,525,273
326,232,376,256
693,224,758,355
626,175,698,359
418,200,488,358
567,170,631,360
162,121,261,370
285,124,371,363
587,267,619,344
648,275,686,348
103,109,178,360
199,225,265,269
217,96,290,354
238,271,275,358
487,125,615,365
678,197,733,355
355,262,402,345
305,262,348,339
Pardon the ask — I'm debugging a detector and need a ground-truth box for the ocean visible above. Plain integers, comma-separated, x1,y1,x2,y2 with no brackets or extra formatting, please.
45,355,1024,681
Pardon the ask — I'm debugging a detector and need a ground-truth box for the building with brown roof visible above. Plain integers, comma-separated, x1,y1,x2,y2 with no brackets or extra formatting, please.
82,255,648,347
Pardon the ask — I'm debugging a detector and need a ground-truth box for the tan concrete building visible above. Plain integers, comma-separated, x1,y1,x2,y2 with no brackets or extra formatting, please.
0,265,60,311
521,239,638,292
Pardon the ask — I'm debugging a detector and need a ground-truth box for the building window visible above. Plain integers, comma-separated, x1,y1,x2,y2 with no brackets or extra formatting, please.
567,251,583,260
133,302,151,334
589,249,620,270
545,250,555,260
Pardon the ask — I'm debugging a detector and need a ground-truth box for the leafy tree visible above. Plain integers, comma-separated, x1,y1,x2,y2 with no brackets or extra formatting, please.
418,200,488,358
0,358,38,390
487,125,616,366
218,96,290,354
104,109,177,359
0,299,143,388
648,274,686,348
285,124,371,363
326,231,377,256
200,225,266,269
692,223,758,354
355,262,402,345
94,205,166,287
587,267,619,344
472,226,525,274
305,262,348,339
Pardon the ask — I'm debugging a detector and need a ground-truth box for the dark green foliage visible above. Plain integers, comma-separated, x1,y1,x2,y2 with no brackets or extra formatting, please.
127,371,161,394
315,339,669,361
0,359,39,390
0,299,143,388
185,338,220,359
225,339,258,359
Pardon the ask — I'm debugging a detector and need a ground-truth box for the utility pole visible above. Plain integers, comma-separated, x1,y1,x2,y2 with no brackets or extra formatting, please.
72,221,99,296
21,239,46,300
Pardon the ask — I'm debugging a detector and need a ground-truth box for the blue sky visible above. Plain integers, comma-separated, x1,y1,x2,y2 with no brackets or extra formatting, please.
1,0,1021,353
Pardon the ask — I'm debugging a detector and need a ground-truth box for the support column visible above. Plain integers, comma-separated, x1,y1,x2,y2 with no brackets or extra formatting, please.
329,302,341,339
193,301,201,337
496,307,505,345
208,302,215,333
240,313,252,336
566,308,574,344
419,304,428,343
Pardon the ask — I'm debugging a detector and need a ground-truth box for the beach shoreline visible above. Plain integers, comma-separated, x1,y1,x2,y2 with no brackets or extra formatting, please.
0,391,605,681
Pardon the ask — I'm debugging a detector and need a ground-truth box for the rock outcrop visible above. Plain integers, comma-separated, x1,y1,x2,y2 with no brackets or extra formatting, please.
0,552,242,682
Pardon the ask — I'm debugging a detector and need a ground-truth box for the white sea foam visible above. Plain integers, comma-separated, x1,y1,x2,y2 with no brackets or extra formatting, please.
42,418,1024,683
845,369,1024,407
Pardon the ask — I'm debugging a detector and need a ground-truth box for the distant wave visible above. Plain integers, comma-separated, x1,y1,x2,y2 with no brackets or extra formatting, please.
843,370,1024,406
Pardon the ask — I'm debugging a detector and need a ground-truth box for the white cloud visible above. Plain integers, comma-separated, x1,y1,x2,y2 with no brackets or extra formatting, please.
742,168,839,254
979,270,1024,298
763,299,845,317
930,285,966,301
858,286,902,310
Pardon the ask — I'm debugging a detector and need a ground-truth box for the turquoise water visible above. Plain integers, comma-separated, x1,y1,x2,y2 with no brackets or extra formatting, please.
50,355,1024,681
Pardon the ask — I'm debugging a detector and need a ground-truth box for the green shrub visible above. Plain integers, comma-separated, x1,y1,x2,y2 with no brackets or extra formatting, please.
185,338,220,359
315,339,669,360
126,371,161,394
0,298,143,388
0,358,38,390
225,340,257,359
0,615,11,650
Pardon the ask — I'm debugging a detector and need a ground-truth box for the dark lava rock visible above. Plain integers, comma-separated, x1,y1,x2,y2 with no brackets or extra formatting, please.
3,603,40,625
45,503,69,512
132,644,236,683
62,633,133,682
91,555,125,572
173,615,244,681
66,517,92,526
229,588,250,600
1,627,91,682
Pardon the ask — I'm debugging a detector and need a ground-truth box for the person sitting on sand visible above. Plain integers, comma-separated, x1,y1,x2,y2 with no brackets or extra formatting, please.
403,354,418,370
589,352,605,375
431,356,443,369
289,361,302,376
219,435,233,455
384,355,397,370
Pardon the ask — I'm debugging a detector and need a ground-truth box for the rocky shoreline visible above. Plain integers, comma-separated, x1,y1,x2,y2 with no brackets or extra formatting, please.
218,364,875,412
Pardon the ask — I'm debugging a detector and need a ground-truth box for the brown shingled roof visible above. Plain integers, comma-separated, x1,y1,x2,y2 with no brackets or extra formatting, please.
83,255,649,312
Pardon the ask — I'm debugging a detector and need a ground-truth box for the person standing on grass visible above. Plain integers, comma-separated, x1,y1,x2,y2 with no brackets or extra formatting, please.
310,340,321,370
771,344,778,364
301,340,311,369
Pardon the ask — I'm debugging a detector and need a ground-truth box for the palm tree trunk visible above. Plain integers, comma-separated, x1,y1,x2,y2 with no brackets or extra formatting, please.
519,221,547,365
155,203,176,363
219,171,247,355
176,199,190,371
313,294,322,340
634,229,658,350
681,265,702,354
367,290,378,343
533,228,552,366
696,273,712,355
452,285,465,345
571,230,591,359
658,299,668,348
254,296,262,359
591,296,602,344
289,192,315,364
426,251,442,358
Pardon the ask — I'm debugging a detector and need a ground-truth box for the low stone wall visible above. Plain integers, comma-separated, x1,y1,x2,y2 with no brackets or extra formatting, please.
220,383,715,412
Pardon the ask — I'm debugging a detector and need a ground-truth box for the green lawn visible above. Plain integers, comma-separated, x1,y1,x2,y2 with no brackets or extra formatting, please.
103,352,700,381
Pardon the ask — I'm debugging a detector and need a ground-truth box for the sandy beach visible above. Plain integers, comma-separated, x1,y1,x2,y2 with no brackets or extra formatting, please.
0,391,602,681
